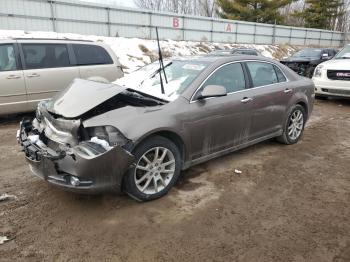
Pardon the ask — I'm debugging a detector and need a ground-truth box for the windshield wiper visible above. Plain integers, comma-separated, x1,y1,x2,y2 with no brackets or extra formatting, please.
151,62,172,78
335,57,350,59
156,27,168,95
138,61,172,87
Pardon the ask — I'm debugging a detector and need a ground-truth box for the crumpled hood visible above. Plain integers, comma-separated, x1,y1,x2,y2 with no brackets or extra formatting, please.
46,78,127,118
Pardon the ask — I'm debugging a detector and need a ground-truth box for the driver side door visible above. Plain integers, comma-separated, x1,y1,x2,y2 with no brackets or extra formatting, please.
184,62,254,161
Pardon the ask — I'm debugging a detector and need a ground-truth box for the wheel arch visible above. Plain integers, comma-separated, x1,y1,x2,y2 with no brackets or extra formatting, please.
296,100,308,119
133,130,186,167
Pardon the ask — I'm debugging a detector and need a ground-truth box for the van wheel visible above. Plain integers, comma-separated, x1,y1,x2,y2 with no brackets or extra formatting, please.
123,136,182,201
277,104,306,145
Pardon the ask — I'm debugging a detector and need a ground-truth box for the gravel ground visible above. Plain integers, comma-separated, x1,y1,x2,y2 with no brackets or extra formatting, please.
0,99,350,262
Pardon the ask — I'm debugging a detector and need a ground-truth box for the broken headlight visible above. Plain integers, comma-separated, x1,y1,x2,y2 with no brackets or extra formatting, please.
35,101,47,122
313,65,324,78
85,126,128,146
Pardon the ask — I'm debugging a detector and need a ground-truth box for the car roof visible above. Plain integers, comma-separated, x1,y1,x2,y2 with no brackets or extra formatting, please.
0,38,104,45
300,47,336,51
170,55,274,65
211,48,258,52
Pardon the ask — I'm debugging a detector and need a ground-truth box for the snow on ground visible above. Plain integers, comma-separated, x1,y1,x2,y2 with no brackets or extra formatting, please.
0,30,298,73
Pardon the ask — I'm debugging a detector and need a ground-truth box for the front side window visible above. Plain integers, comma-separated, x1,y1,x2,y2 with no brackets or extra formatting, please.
246,62,278,87
200,62,246,95
73,44,113,66
0,44,17,72
22,44,70,69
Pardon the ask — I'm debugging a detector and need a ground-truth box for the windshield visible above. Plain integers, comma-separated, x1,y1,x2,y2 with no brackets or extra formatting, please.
292,49,322,58
115,60,209,101
335,45,350,59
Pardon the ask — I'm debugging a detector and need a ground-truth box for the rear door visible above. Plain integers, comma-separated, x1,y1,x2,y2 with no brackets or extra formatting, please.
0,43,27,115
20,42,80,111
186,62,254,160
72,44,119,82
244,61,290,140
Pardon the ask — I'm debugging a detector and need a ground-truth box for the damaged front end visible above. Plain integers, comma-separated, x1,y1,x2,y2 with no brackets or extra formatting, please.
280,58,321,78
18,102,134,194
282,61,317,78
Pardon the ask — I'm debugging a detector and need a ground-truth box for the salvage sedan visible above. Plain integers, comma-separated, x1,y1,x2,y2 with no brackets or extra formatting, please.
18,56,315,201
280,48,337,78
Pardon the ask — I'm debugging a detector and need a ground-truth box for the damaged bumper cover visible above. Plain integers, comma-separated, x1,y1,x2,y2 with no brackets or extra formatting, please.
18,119,134,194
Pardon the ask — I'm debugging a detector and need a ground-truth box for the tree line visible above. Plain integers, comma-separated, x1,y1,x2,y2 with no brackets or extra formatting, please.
134,0,350,32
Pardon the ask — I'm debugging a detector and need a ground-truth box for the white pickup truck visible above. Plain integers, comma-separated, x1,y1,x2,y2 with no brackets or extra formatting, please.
313,44,350,98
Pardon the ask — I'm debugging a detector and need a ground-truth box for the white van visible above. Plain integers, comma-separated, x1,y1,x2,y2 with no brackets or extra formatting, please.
0,39,123,115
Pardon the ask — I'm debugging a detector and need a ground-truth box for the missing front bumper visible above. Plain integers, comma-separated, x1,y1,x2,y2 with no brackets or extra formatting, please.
18,120,134,194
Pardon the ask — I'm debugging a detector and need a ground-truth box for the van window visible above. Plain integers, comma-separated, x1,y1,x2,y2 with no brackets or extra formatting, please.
22,44,70,69
246,62,278,87
73,44,113,66
0,44,17,71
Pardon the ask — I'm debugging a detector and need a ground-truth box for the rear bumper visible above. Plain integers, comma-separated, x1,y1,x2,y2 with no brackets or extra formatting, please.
313,78,350,98
18,119,134,194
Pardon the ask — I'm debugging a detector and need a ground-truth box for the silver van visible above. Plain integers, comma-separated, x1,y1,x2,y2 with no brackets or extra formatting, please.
0,39,123,115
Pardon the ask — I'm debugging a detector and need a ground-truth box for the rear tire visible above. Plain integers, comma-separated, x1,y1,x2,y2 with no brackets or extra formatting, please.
123,136,182,202
277,104,306,145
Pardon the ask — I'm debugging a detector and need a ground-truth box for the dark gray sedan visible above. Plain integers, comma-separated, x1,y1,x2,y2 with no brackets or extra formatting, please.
18,56,315,201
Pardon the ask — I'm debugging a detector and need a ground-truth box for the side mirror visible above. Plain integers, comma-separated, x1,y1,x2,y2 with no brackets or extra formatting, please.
321,53,329,60
198,85,227,99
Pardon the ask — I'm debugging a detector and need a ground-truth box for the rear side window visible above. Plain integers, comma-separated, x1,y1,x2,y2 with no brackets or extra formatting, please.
73,44,113,66
22,44,70,69
274,65,287,82
246,62,278,87
201,62,246,94
0,44,17,71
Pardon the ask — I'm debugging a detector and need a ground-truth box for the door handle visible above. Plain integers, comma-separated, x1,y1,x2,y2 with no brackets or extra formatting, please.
27,73,40,78
284,88,292,94
241,97,253,103
6,75,21,79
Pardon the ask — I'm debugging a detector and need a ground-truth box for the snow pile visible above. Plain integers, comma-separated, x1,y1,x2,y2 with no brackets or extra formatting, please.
0,30,298,73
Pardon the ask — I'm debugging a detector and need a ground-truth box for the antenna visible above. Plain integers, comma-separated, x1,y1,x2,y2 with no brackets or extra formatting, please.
156,27,167,94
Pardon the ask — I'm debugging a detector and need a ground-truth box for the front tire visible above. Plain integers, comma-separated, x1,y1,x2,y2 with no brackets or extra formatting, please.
277,104,306,145
123,136,182,201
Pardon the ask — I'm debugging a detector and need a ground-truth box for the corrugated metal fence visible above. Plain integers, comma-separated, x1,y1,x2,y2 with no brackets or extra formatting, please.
0,0,345,47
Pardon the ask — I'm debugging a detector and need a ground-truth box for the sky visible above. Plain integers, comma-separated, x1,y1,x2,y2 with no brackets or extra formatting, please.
80,0,136,8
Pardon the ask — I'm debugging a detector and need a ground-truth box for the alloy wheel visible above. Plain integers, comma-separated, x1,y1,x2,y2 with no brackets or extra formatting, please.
134,147,176,195
288,110,304,140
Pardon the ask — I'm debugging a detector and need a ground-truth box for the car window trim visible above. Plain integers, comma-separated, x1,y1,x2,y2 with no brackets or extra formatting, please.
190,60,289,103
273,65,287,83
0,43,21,72
19,43,73,70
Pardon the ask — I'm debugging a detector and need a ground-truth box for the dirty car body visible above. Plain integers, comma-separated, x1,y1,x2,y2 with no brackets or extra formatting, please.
18,56,314,198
